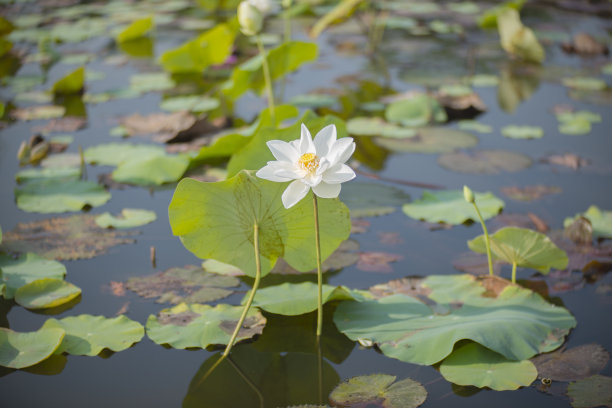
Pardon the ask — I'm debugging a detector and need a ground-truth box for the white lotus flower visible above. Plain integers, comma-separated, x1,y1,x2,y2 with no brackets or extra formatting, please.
256,123,356,209
247,0,280,15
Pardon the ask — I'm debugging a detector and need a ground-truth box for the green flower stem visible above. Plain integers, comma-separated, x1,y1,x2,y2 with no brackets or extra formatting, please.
511,262,517,284
313,194,323,338
256,35,275,123
471,202,494,276
222,223,262,358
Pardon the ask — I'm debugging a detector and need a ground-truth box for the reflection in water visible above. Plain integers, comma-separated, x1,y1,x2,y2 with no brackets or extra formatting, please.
497,65,540,113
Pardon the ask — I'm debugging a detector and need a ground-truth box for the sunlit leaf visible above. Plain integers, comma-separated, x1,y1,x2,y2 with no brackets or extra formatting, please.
129,72,176,93
14,278,81,309
95,208,157,229
11,105,66,121
497,9,544,63
562,77,607,91
16,167,81,184
564,206,612,240
385,94,447,127
289,93,338,108
457,120,493,133
468,227,568,273
112,154,189,186
531,344,610,382
403,190,504,225
0,253,66,299
478,0,526,29
567,375,612,408
15,179,111,213
52,67,85,95
169,171,351,277
334,274,576,365
116,16,153,43
440,342,537,390
85,143,165,166
42,315,144,356
146,302,265,349
329,374,427,408
0,327,65,369
346,117,416,138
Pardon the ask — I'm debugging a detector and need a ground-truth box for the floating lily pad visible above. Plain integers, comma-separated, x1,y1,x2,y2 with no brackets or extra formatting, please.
146,303,266,349
116,16,153,43
567,375,612,408
501,125,543,139
289,93,338,108
402,190,504,225
40,153,82,169
84,143,165,166
11,105,66,121
334,274,576,366
531,344,610,382
558,117,592,135
0,215,135,260
159,96,220,113
0,327,65,369
501,185,562,201
458,120,493,133
249,282,355,316
15,179,111,213
562,77,607,91
438,149,532,174
52,67,85,95
95,208,156,229
340,182,411,217
42,315,144,356
0,253,66,299
126,265,240,304
357,251,403,273
440,342,537,390
129,72,176,93
15,167,81,184
564,206,612,240
14,278,81,309
375,127,478,154
385,94,447,127
468,227,568,274
346,117,417,139
112,154,189,185
329,374,427,408
470,74,499,87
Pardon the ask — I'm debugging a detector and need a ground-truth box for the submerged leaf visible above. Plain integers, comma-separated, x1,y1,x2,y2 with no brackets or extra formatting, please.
567,375,612,408
531,344,610,382
329,374,427,408
0,327,65,369
438,149,532,174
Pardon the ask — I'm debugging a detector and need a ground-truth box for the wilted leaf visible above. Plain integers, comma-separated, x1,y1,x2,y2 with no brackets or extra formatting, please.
310,0,363,38
438,149,532,174
567,375,612,408
329,374,427,408
531,344,610,382
32,116,86,134
540,153,588,170
501,185,562,201
357,251,403,273
564,206,612,240
497,9,544,63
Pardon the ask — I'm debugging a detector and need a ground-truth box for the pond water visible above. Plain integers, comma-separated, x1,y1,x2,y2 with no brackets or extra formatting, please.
1,1,611,407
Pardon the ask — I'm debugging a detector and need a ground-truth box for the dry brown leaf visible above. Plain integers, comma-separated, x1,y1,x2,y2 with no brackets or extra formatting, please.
357,251,403,273
562,33,609,56
531,344,610,381
109,281,126,297
32,116,87,134
541,153,589,170
378,232,403,245
351,219,370,234
501,185,562,202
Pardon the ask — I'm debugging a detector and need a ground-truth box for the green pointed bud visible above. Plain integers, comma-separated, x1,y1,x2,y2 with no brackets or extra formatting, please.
238,1,263,36
463,185,475,203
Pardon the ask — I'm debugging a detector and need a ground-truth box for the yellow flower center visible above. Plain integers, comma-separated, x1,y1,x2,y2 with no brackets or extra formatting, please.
298,153,319,173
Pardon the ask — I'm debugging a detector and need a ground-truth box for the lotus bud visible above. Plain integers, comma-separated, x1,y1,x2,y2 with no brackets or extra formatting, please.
238,1,263,36
463,185,475,204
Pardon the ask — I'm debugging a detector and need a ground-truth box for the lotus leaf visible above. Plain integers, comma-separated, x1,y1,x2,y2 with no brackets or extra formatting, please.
226,111,349,177
458,120,493,133
15,167,80,184
129,72,175,93
112,154,189,185
478,0,525,28
11,105,66,121
116,16,153,43
468,227,569,273
329,374,427,408
126,265,240,304
385,94,447,127
15,179,111,213
15,278,81,309
501,125,543,139
95,208,156,229
440,342,537,390
497,9,544,63
333,274,576,365
0,253,66,299
249,282,355,316
402,190,504,225
52,67,85,95
375,127,478,154
558,117,592,135
223,41,318,99
346,117,417,138
567,375,612,408
531,344,610,382
42,315,144,356
169,171,351,277
289,93,338,108
564,206,612,240
159,96,220,113
438,149,532,174
310,0,362,38
159,23,236,73
146,303,265,349
0,327,65,369
562,77,607,91
84,143,165,166
501,185,562,201
340,182,411,217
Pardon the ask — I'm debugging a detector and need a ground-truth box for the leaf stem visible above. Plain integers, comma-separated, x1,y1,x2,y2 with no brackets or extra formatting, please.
471,202,494,276
256,35,275,123
511,262,517,284
313,194,323,338
228,356,264,408
222,223,262,358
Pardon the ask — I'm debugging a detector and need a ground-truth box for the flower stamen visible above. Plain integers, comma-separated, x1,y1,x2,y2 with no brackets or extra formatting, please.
298,153,319,173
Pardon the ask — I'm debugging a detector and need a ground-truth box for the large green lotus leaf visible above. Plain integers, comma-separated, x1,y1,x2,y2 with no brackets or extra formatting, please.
222,41,318,99
126,265,240,304
374,127,478,154
531,344,610,382
226,111,348,177
159,96,220,113
15,179,111,213
567,375,612,408
52,67,85,95
249,282,355,316
15,167,81,184
437,149,532,174
402,190,504,225
346,117,417,138
116,16,153,43
159,23,236,73
468,227,568,273
0,327,65,369
41,315,144,356
112,154,189,185
564,206,612,240
95,208,157,229
385,94,447,127
497,9,544,63
0,253,66,299
169,171,351,277
340,182,411,218
333,274,576,365
84,143,165,166
146,303,266,349
440,342,537,390
329,374,427,408
15,278,81,309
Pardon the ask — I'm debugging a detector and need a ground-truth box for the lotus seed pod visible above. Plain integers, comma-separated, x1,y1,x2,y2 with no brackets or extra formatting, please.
238,1,263,36
463,185,475,203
